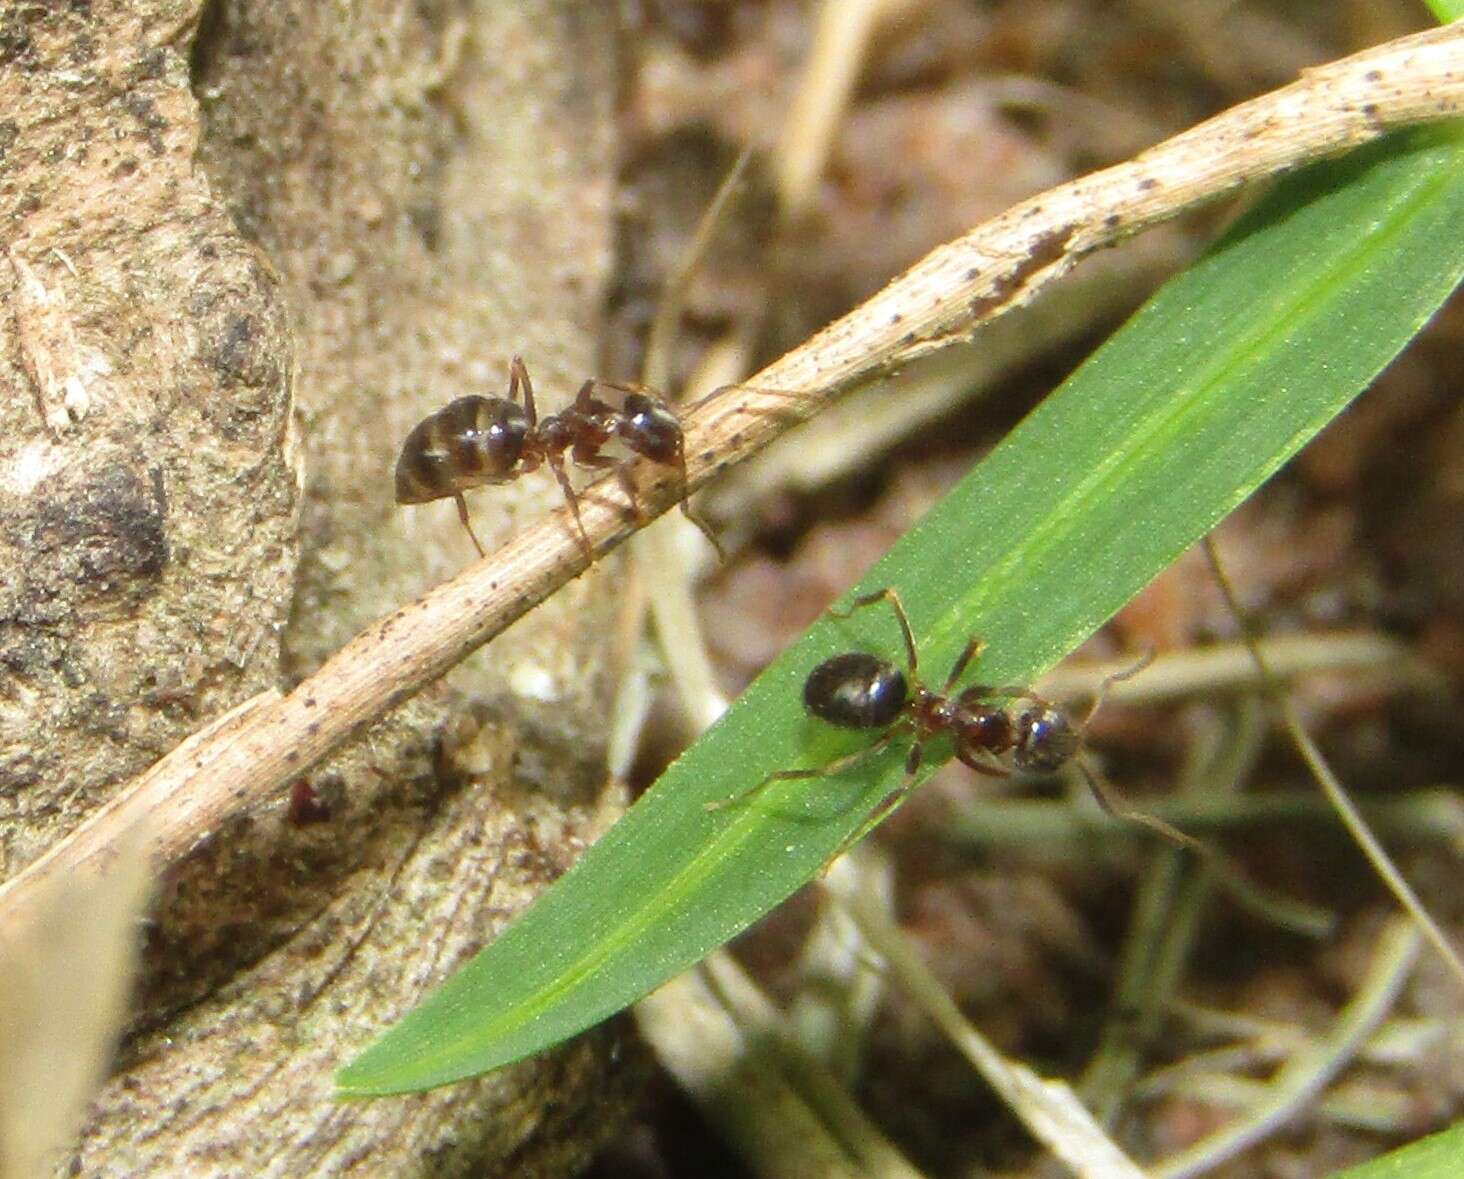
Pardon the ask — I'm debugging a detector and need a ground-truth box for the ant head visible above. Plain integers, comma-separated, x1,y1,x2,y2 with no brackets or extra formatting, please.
620,394,681,463
804,652,908,730
1012,705,1079,773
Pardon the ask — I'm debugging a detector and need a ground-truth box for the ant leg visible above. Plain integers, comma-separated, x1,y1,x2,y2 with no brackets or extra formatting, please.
686,382,820,422
823,740,927,865
704,726,905,812
572,448,617,472
968,683,1055,709
562,457,642,530
957,651,1154,720
545,452,593,560
956,747,1014,778
572,378,601,414
614,463,643,523
510,355,537,426
453,493,486,558
829,588,918,679
941,637,988,694
586,377,651,400
1077,758,1201,852
1073,759,1330,935
671,434,726,561
704,766,825,813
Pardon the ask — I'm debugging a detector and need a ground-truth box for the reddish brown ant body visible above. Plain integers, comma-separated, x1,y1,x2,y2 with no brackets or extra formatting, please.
707,590,1324,927
395,356,714,559
707,588,1133,833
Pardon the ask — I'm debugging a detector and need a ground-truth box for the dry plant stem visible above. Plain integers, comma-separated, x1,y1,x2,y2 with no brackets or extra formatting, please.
638,159,754,732
950,788,1462,846
1167,1004,1450,1062
636,971,871,1179
1276,698,1464,984
642,150,754,393
641,511,727,733
4,24,1464,913
823,858,1148,1179
762,22,1464,377
1151,917,1422,1179
1035,631,1431,706
636,949,921,1179
788,849,893,1084
606,573,655,780
1081,703,1267,1121
774,0,892,220
699,948,924,1179
642,343,751,716
1139,1013,1456,1098
1157,1074,1418,1136
721,248,1173,513
611,161,750,762
1202,540,1464,988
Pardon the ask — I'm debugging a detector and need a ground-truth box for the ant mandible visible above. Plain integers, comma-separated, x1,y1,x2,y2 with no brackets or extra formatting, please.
394,356,720,561
707,587,1143,843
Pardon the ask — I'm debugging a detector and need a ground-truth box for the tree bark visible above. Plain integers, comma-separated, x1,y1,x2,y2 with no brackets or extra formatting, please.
1,1,632,1173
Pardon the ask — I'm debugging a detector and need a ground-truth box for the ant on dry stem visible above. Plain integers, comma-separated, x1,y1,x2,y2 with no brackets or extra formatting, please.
394,356,722,561
706,587,1150,850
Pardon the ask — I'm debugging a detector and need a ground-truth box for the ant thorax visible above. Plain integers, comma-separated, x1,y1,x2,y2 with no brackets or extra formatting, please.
948,695,1017,769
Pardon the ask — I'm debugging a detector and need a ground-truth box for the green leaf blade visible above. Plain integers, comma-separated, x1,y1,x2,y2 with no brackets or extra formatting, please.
1332,1119,1464,1178
339,127,1464,1096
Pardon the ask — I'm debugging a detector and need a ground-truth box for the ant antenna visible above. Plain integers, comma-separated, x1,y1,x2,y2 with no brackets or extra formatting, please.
1073,758,1330,936
1064,657,1333,938
1076,647,1155,731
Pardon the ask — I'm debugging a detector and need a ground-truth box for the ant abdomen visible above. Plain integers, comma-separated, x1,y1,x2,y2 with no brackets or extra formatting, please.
804,652,909,729
394,395,530,506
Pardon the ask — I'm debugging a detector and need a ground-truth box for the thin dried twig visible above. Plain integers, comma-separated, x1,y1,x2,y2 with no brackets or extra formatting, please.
3,24,1463,915
1202,539,1464,987
1033,631,1434,705
1152,917,1423,1179
773,0,900,220
824,853,1149,1177
635,948,922,1179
